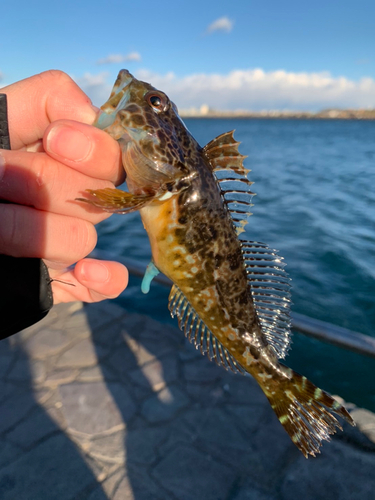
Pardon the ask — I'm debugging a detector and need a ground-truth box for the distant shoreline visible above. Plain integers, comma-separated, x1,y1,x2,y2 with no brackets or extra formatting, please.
180,109,375,120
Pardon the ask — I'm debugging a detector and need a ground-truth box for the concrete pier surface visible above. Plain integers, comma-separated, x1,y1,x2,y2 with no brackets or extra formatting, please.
0,301,374,500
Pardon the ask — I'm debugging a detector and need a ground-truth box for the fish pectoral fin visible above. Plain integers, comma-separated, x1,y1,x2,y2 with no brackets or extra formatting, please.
76,188,156,214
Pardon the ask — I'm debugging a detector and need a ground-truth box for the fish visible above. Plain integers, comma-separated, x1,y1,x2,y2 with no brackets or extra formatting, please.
77,69,355,457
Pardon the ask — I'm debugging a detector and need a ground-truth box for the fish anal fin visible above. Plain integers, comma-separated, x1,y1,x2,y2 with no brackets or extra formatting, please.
203,130,250,176
168,285,247,376
76,188,156,214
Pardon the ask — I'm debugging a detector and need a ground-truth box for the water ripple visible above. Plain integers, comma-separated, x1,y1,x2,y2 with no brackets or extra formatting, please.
96,118,375,411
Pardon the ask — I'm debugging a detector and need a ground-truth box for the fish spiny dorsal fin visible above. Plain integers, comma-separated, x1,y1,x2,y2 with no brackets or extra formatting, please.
203,131,255,235
168,285,247,375
240,240,292,359
203,130,250,176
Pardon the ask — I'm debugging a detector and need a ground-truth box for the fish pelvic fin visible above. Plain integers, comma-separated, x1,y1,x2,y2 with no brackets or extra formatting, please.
260,367,355,458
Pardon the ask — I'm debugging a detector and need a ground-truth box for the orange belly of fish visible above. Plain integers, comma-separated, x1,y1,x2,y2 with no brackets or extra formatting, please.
140,196,187,279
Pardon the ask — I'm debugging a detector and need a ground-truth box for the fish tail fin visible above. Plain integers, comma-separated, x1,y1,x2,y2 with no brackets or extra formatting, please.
264,369,355,458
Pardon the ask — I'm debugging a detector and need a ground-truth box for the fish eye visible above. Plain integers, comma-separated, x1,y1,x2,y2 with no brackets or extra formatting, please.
145,91,168,112
150,95,161,107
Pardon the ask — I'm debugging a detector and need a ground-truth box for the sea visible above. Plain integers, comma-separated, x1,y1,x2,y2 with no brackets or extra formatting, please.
95,118,375,412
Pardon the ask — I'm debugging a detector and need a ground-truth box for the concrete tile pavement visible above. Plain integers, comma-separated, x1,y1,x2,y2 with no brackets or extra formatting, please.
0,301,374,500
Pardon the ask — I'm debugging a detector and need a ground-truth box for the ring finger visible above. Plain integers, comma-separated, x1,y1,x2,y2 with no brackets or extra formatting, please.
0,203,97,269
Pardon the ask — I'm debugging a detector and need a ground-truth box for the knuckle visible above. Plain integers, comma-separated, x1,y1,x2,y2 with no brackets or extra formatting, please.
68,219,97,259
27,154,60,209
35,71,85,118
0,205,25,256
30,153,51,190
36,71,94,125
38,70,75,89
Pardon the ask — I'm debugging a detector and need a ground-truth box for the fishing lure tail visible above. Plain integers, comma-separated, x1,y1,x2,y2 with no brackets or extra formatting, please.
261,369,355,458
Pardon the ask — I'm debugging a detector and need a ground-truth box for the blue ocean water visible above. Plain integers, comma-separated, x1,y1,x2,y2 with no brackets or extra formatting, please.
96,118,375,411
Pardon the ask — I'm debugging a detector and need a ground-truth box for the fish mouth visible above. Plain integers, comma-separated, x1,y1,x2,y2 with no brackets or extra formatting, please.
112,69,134,97
95,69,135,130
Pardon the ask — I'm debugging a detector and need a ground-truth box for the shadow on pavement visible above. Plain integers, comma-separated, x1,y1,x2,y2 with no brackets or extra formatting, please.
0,333,108,500
86,301,295,500
1,300,374,500
86,300,375,500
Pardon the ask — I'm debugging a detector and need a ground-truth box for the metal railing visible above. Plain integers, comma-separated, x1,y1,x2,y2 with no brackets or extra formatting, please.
91,250,375,359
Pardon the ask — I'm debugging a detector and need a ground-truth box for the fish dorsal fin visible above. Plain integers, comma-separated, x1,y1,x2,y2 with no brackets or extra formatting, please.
240,240,292,359
203,130,249,176
203,131,255,235
168,285,247,375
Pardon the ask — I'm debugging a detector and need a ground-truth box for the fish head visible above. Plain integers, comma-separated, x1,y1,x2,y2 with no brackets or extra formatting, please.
95,69,197,195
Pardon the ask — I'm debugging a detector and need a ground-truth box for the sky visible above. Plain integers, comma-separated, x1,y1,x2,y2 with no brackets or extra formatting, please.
1,0,375,111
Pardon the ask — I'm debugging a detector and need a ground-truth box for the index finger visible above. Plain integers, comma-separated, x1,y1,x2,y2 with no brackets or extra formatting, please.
1,70,99,150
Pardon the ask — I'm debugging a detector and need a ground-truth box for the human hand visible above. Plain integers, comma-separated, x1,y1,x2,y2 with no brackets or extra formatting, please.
0,70,128,303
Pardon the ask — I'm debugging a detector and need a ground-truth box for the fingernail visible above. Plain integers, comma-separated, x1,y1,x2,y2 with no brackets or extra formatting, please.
46,124,93,162
81,261,110,283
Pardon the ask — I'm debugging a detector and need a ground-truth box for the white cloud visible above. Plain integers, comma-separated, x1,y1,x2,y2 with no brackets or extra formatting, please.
75,72,113,106
206,16,234,34
96,52,141,65
77,68,375,111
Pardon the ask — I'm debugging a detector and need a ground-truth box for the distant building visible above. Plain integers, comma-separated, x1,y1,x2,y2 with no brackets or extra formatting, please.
200,104,210,116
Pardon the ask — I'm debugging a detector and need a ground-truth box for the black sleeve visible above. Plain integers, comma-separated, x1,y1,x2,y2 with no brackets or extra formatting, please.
0,94,53,340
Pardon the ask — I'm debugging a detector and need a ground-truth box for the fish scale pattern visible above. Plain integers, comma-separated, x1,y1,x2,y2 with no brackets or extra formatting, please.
203,131,292,359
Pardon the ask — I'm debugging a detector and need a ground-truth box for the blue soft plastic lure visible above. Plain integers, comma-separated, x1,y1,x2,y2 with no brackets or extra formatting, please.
141,261,160,294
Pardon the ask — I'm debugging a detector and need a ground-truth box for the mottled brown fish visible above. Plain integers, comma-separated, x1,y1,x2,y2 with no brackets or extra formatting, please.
78,70,354,457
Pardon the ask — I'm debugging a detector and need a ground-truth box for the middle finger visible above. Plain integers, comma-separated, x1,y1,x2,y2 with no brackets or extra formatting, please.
0,149,114,223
